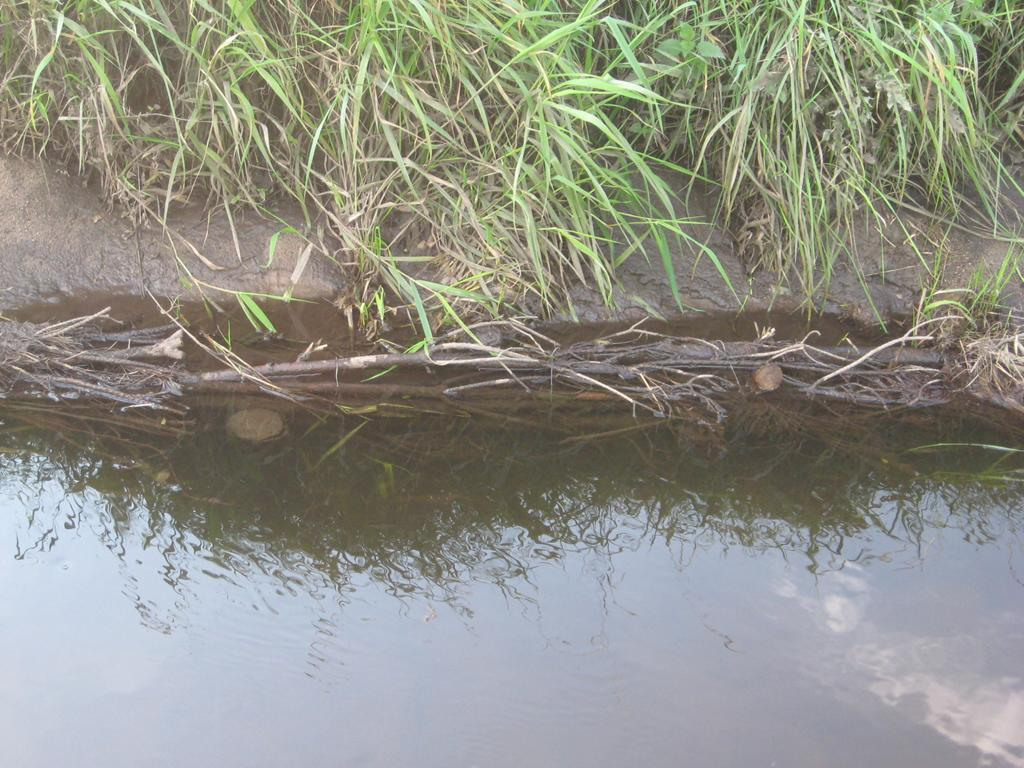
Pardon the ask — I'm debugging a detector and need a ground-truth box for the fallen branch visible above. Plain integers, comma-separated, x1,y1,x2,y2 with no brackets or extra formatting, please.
1,313,1020,428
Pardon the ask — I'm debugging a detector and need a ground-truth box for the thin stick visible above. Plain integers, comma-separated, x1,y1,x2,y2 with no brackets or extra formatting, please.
812,335,934,387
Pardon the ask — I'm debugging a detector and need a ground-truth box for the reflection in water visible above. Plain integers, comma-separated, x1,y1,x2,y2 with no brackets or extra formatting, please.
774,566,872,635
777,565,1024,767
857,638,1024,767
1,418,1023,767
5,422,1021,604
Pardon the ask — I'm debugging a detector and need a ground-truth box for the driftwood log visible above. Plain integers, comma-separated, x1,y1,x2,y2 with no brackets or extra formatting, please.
1,309,1022,423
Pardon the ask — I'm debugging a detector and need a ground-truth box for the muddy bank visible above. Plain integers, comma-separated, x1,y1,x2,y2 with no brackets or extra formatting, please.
3,155,1022,330
0,156,338,311
3,154,1024,436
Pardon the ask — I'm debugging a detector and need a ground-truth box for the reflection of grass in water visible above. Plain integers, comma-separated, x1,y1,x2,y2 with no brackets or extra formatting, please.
1,408,1022,618
2,2,1023,329
909,441,1024,483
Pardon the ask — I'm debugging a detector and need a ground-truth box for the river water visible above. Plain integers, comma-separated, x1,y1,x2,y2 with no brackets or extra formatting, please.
1,413,1022,767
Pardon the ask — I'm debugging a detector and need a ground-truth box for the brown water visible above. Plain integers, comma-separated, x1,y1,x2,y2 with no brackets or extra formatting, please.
0,416,1022,767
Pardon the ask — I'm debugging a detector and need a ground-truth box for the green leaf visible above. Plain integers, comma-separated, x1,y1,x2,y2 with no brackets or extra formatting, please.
265,226,300,268
314,421,368,469
237,293,277,333
696,40,725,60
656,39,690,59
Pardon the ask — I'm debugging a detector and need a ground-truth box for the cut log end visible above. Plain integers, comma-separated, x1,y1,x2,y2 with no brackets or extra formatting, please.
753,364,784,392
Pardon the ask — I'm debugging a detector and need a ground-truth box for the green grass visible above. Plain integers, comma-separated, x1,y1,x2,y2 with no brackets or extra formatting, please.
2,1,1023,334
916,239,1023,327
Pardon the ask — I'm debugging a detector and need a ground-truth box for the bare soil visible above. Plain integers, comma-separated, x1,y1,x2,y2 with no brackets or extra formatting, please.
0,155,338,313
558,170,1024,329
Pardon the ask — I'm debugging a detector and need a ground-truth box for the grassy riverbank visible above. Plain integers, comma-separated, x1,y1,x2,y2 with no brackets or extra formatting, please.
2,1,1023,333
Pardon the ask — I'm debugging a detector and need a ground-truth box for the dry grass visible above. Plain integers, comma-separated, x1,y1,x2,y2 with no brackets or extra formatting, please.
962,327,1024,393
